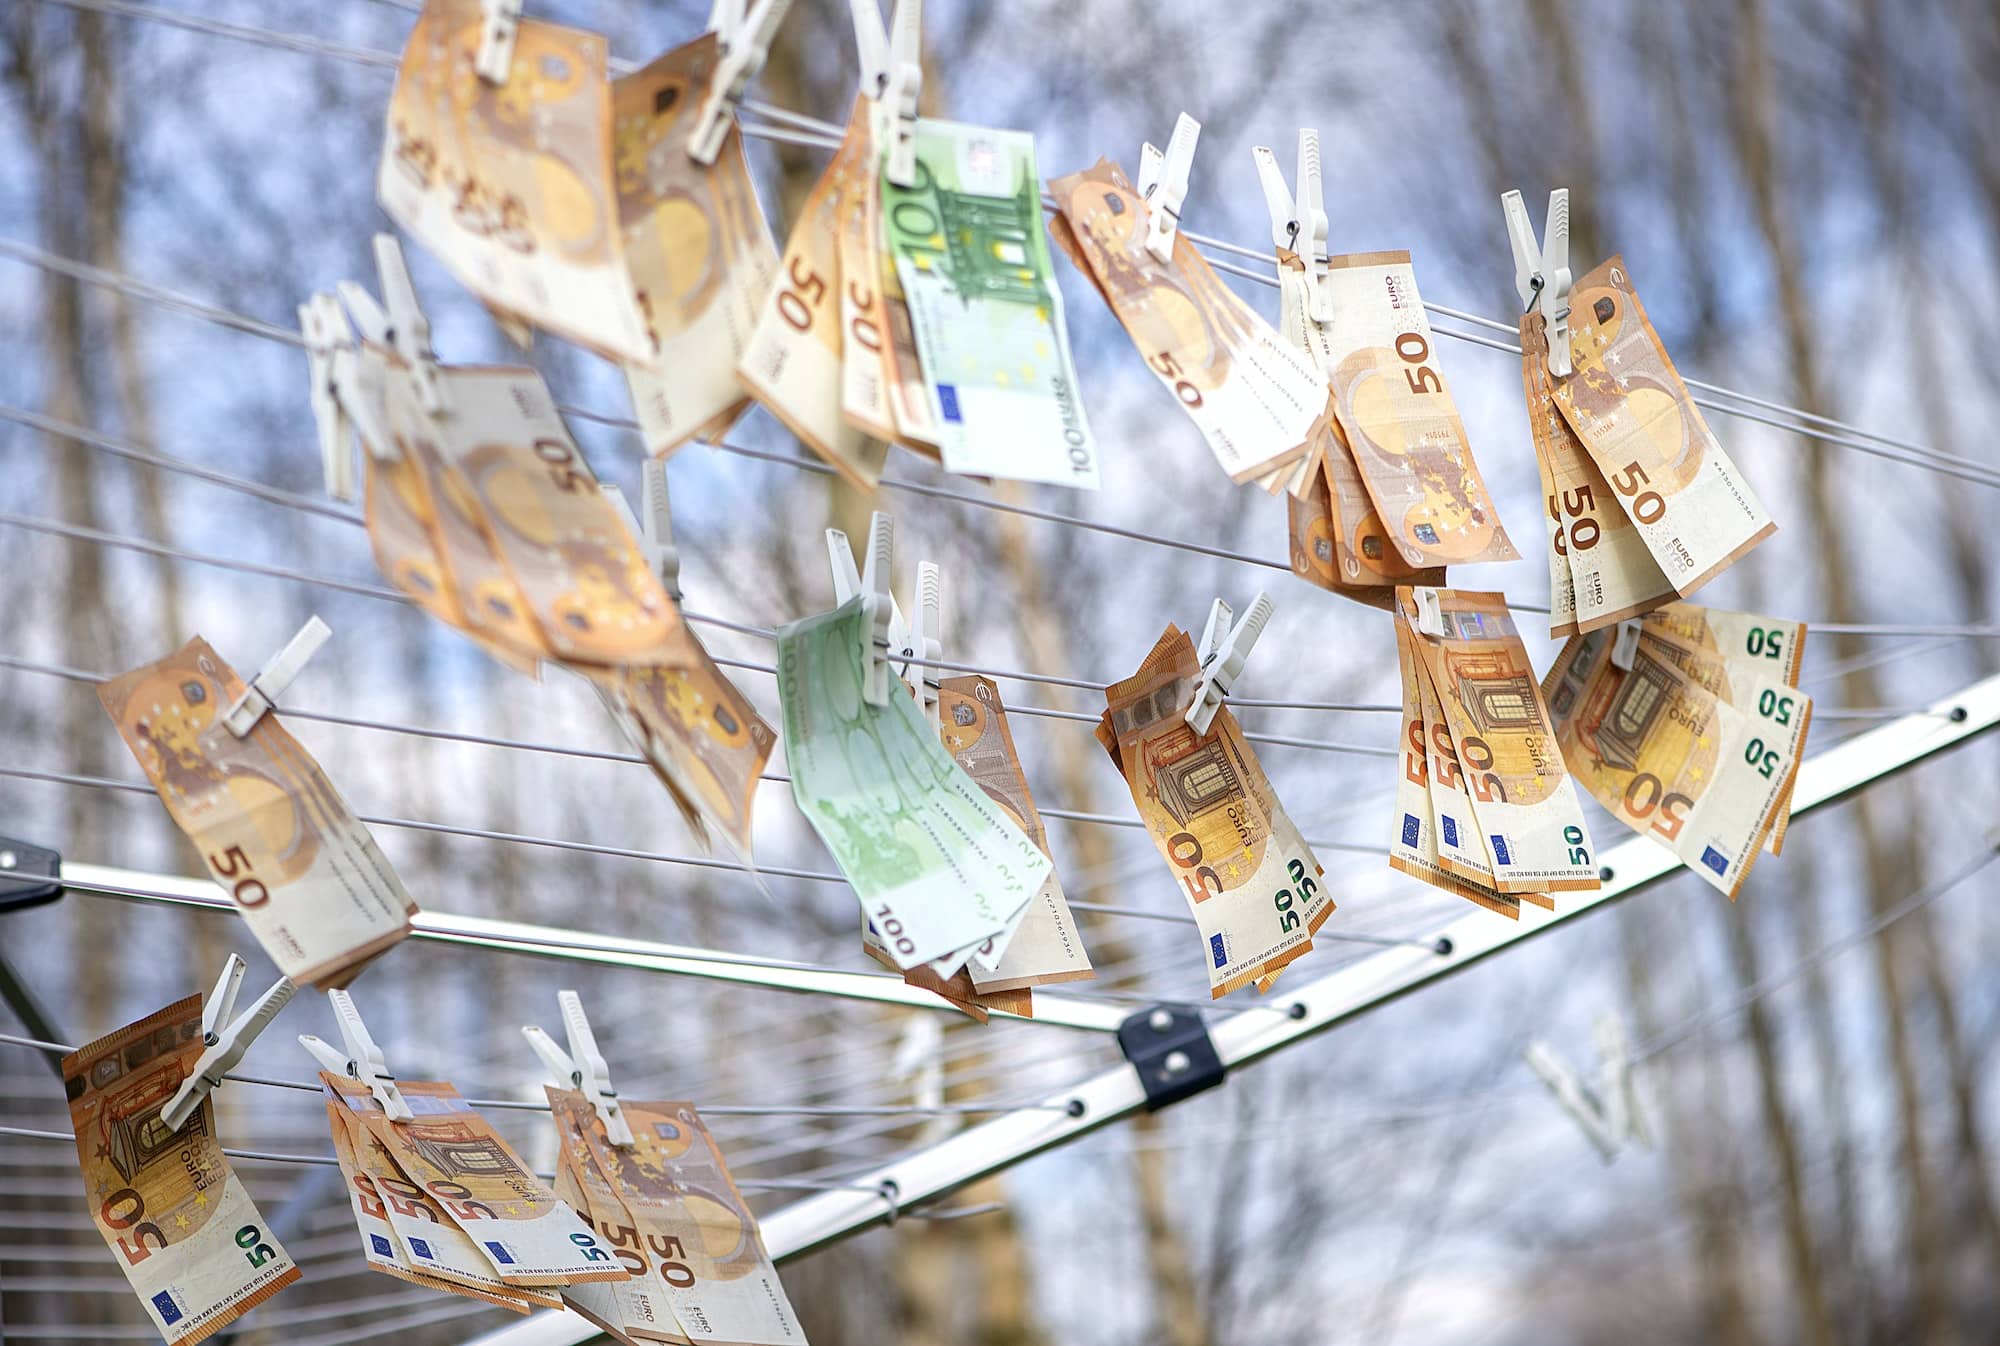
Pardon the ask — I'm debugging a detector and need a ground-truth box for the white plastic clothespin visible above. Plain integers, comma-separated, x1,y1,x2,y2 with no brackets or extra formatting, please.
1251,128,1331,320
222,616,332,738
523,990,634,1147
1409,586,1447,639
362,234,448,416
1139,113,1201,264
638,458,682,602
1609,617,1643,671
908,561,943,731
299,293,358,500
827,514,932,710
160,956,298,1133
1502,187,1573,377
858,512,898,706
603,460,683,601
689,0,796,165
1524,1012,1650,1162
848,0,923,185
475,0,524,85
1184,592,1272,735
299,989,413,1122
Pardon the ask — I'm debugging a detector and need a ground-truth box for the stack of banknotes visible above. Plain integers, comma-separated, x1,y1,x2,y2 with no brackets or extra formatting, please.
857,670,1096,1020
743,99,1099,489
323,1072,616,1314
1048,149,1519,604
320,274,776,861
1389,588,1600,918
380,0,775,457
1543,604,1811,898
778,596,1094,1010
1521,260,1776,635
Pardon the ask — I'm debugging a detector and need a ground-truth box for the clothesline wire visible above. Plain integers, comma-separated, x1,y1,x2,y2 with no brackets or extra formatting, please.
0,654,1388,866
0,1122,912,1195
3,778,1433,1017
0,1029,1070,1118
22,0,2000,493
0,804,1424,974
2,425,1988,698
0,507,1410,758
0,650,1390,849
1633,842,2000,1061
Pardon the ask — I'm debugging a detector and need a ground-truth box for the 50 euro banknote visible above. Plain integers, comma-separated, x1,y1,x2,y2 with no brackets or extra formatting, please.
380,0,650,363
1394,588,1600,896
582,1099,806,1346
1543,621,1811,898
738,97,890,488
1099,625,1331,997
1388,620,1524,919
1317,251,1516,568
323,1080,557,1312
545,1088,684,1344
98,638,416,988
1551,258,1776,596
1520,311,1673,636
1049,158,1323,487
66,996,301,1344
333,1076,627,1287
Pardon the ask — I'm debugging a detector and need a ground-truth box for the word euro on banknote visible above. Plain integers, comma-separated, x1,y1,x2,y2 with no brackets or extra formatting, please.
883,119,1099,488
1099,625,1332,997
777,597,1049,967
1049,159,1323,487
98,638,416,988
1551,258,1776,596
583,1099,807,1346
66,997,300,1344
1395,589,1600,896
1543,622,1810,898
1316,251,1517,568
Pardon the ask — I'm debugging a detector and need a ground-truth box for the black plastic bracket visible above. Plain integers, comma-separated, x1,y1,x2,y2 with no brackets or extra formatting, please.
1116,1004,1227,1111
0,837,62,914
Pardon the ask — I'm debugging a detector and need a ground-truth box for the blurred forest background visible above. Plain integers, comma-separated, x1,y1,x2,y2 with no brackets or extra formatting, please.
3,0,2000,1343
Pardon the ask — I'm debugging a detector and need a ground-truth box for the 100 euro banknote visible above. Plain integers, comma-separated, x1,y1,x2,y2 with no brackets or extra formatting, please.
778,597,1050,967
885,119,1099,488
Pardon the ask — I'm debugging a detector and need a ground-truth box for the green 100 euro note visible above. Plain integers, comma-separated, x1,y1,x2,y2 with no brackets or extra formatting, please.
882,119,1099,489
778,598,1051,967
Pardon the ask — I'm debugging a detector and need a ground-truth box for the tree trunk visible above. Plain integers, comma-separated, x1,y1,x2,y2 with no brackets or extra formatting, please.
1730,0,1948,1338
